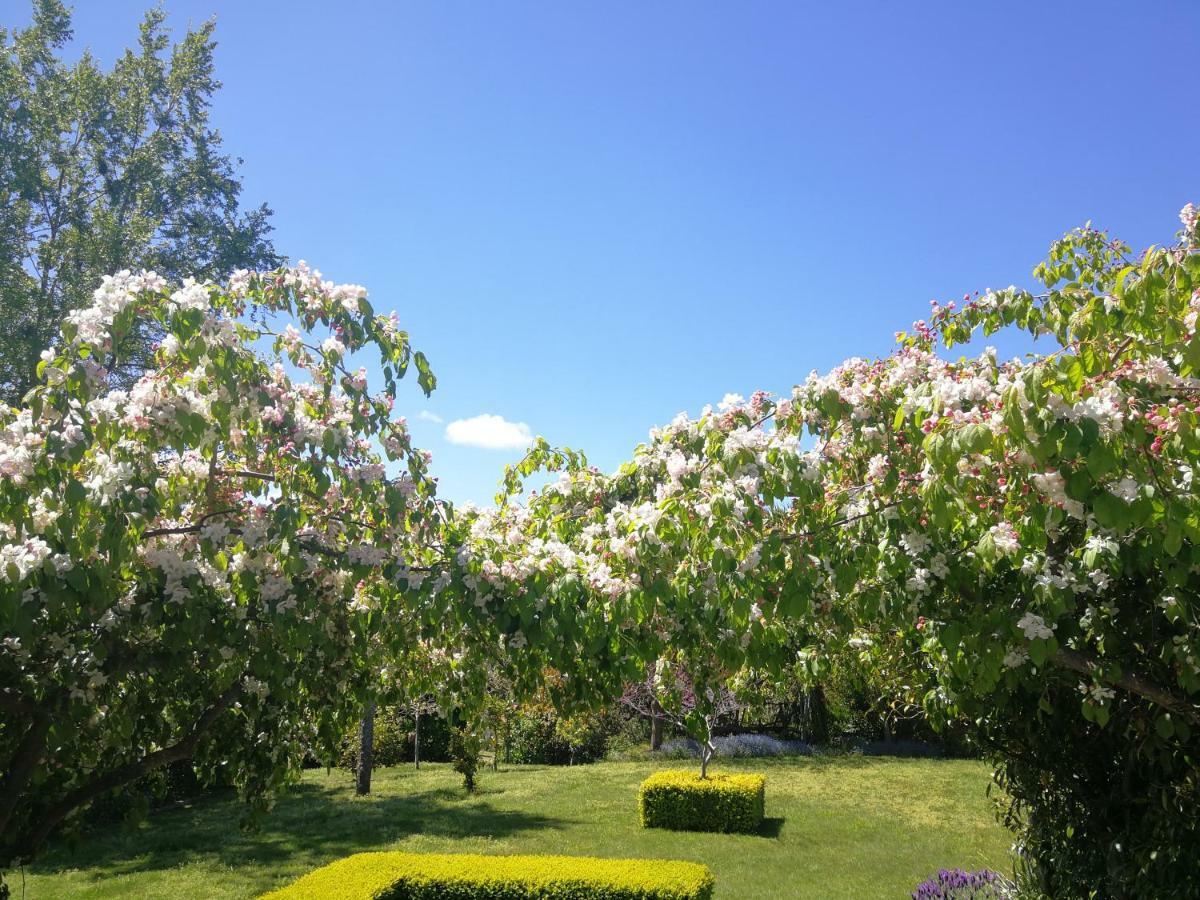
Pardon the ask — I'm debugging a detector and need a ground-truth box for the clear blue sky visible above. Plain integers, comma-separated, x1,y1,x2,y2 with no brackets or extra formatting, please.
16,1,1199,505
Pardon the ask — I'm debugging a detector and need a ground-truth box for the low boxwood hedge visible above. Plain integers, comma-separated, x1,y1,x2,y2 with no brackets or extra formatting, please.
638,770,765,833
260,850,715,900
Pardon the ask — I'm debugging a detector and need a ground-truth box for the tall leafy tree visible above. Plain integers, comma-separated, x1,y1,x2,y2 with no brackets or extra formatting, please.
0,0,277,406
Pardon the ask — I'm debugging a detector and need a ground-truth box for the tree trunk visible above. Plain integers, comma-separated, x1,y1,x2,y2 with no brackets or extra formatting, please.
699,715,715,778
356,703,375,796
803,685,830,744
413,707,421,770
648,696,667,753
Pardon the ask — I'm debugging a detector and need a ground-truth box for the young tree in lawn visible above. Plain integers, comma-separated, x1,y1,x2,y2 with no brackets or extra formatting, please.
0,1,278,404
0,263,445,866
621,665,743,777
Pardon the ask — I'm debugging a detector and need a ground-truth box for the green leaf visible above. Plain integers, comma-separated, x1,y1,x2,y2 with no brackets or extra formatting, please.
1029,639,1049,667
1086,444,1117,479
1165,522,1183,557
66,479,86,504
414,351,437,397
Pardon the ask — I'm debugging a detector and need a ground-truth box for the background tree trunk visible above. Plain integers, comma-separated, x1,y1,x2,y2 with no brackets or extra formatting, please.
413,706,421,770
356,703,375,796
650,714,663,751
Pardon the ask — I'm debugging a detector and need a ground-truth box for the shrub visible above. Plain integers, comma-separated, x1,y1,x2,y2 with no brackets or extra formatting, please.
508,709,609,765
85,759,219,826
450,726,481,793
338,708,452,771
409,710,452,763
261,851,715,900
638,770,765,833
339,711,409,771
911,868,1015,900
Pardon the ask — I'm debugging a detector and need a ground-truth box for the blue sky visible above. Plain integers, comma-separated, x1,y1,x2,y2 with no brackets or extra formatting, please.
17,1,1199,505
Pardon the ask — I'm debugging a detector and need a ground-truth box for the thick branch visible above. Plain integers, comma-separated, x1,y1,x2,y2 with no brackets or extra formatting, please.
143,507,239,539
1051,647,1200,726
17,680,242,860
215,468,277,481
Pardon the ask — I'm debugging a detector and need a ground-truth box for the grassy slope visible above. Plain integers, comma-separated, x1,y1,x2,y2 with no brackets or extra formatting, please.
23,756,1011,899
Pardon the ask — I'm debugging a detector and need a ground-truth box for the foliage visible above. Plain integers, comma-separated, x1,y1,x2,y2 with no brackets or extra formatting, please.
340,709,406,771
84,758,226,827
507,707,610,765
463,205,1200,895
911,869,1015,900
0,0,277,406
407,706,452,764
450,726,481,794
0,263,448,864
338,706,451,771
261,850,716,900
638,770,765,833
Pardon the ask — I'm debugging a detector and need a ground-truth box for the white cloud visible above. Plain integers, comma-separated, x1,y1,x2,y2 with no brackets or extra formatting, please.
417,410,444,424
444,414,533,450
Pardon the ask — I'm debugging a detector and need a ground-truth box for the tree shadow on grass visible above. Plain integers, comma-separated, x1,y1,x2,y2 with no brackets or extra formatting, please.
32,776,571,883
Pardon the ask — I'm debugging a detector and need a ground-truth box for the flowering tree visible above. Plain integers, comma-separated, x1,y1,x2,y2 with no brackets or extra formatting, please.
464,406,800,776
0,263,450,864
466,206,1200,894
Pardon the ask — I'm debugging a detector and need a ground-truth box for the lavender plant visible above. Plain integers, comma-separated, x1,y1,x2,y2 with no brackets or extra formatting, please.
911,869,1015,900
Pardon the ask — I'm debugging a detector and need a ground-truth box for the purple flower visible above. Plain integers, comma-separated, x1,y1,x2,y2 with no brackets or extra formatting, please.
911,868,1015,900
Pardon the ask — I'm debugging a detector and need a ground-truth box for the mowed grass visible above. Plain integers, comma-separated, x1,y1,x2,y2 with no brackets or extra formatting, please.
24,756,1012,899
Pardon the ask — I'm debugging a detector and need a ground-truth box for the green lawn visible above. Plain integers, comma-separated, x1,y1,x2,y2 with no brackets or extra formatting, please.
23,756,1012,899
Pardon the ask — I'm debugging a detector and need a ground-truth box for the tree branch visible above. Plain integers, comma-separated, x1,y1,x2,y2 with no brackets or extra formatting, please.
142,507,239,539
15,680,243,860
1051,647,1200,726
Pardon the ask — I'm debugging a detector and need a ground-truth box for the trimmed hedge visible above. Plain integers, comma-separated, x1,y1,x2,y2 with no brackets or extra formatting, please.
638,770,765,833
261,851,715,900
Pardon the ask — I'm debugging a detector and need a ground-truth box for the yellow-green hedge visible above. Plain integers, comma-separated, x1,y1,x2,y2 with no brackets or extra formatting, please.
260,851,715,900
638,770,765,833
